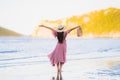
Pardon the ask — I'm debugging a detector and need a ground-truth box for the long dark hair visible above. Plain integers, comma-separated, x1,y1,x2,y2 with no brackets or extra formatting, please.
57,32,64,43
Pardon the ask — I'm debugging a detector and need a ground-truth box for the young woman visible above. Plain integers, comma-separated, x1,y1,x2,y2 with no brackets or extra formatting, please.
39,24,80,73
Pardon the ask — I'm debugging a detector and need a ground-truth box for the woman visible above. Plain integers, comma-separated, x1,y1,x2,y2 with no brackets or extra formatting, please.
39,24,80,72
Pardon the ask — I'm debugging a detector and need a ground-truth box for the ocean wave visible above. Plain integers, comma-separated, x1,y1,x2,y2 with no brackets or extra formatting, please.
0,50,20,54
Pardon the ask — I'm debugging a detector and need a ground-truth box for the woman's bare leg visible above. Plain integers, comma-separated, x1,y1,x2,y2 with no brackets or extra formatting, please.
57,63,59,72
57,62,63,72
59,71,62,80
59,62,63,72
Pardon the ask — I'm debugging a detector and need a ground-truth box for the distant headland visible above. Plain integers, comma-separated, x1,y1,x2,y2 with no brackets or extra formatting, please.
0,26,23,37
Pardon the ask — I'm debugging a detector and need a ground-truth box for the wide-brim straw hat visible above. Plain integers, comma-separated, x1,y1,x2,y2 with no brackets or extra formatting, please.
56,25,65,32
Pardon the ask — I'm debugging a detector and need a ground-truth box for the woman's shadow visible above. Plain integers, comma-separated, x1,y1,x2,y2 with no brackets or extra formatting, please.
52,72,63,80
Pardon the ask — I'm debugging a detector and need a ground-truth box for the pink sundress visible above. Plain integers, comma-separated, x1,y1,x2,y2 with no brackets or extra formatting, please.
48,29,70,66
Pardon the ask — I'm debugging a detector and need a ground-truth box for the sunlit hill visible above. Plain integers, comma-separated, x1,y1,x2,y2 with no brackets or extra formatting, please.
33,7,120,38
0,26,22,36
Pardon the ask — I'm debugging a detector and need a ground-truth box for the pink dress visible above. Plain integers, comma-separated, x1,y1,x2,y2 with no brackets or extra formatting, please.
48,29,70,66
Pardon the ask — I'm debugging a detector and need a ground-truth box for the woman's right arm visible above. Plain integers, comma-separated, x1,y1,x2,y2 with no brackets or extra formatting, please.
39,25,54,31
68,25,80,33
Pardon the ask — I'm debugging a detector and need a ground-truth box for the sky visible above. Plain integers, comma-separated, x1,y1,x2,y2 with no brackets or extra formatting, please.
0,0,120,35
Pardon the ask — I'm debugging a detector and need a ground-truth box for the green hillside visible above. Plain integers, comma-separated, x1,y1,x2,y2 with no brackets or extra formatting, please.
0,27,22,36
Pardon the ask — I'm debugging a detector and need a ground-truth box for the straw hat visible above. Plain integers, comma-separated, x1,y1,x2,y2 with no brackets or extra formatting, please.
56,25,65,32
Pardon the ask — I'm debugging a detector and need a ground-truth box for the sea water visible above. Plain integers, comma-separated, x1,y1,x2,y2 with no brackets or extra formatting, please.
0,37,120,80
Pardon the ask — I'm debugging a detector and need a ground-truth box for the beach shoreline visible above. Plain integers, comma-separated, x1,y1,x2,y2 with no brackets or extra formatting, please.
0,54,120,80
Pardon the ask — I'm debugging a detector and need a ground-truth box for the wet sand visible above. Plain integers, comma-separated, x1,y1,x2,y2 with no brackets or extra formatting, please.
0,55,120,80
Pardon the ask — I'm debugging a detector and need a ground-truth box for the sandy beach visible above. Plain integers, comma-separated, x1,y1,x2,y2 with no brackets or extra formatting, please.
0,54,120,80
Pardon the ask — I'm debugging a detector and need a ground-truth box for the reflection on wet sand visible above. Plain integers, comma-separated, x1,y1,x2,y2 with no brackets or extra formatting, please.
52,72,63,80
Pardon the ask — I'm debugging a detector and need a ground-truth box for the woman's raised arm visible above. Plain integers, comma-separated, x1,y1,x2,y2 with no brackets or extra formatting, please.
68,25,80,33
39,25,54,31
